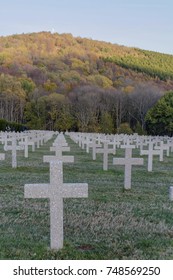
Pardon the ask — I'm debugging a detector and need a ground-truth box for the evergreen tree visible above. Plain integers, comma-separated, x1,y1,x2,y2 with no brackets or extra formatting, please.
145,91,173,136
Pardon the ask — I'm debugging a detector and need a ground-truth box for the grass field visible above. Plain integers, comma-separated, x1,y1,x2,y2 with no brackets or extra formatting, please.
0,134,173,260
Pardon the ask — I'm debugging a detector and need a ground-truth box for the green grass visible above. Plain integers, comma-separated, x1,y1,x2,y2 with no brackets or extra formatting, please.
0,135,173,260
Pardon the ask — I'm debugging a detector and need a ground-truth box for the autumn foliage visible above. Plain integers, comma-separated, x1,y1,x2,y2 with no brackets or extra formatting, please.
0,31,173,134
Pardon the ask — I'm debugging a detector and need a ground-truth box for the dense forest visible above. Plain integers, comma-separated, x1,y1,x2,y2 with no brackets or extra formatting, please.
0,31,173,134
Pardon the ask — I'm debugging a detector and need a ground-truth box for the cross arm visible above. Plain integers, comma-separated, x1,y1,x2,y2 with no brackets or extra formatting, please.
43,155,74,163
140,150,148,155
96,148,104,153
63,183,88,198
24,184,50,198
113,158,126,165
50,146,70,152
61,156,74,163
131,158,144,165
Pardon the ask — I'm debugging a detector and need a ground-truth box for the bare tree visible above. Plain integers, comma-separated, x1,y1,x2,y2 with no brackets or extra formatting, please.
69,85,102,131
128,83,163,131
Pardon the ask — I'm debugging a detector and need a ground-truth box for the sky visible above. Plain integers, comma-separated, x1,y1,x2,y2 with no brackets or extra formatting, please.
0,0,173,55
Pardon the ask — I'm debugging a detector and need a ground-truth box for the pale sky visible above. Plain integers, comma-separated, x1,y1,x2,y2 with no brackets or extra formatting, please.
0,0,173,55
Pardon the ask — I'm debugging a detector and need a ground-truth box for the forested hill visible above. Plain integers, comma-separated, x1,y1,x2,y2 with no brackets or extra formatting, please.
0,31,173,133
1,31,173,83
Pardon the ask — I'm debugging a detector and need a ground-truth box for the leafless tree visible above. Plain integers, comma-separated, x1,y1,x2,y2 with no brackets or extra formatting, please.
127,83,163,130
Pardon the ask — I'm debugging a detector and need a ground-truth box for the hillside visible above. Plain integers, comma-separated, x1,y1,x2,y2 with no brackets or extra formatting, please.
0,31,173,133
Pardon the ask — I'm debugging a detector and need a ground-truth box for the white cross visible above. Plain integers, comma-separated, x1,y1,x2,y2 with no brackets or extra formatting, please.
108,138,117,153
154,141,170,161
82,135,90,150
50,145,70,156
113,148,143,189
44,145,74,163
90,137,102,160
24,160,88,250
96,141,115,171
19,136,29,158
168,139,173,153
121,138,136,149
141,141,160,172
4,137,23,168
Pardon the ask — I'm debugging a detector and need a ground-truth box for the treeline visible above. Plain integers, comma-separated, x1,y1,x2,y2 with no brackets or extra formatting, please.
0,72,163,133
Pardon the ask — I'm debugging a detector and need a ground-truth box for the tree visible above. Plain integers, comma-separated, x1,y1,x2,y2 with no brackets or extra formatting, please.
54,104,74,132
43,80,57,92
0,74,26,123
87,74,113,88
110,90,128,132
100,112,114,133
69,85,102,132
24,97,47,129
145,91,173,136
118,123,133,134
128,83,162,132
45,93,66,130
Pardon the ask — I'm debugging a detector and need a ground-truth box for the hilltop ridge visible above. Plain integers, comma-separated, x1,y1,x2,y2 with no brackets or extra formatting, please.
1,31,173,83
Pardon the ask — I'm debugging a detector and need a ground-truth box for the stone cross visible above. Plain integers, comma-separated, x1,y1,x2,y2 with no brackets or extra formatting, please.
50,145,70,156
44,144,74,163
154,140,170,161
53,139,68,148
96,141,115,171
4,137,23,168
82,135,90,150
108,137,117,153
112,135,121,149
140,141,160,172
121,138,136,149
0,133,7,145
90,137,102,160
25,133,35,152
10,137,17,168
3,133,9,148
78,133,83,148
34,133,43,148
19,136,29,158
168,139,173,153
24,160,88,250
29,140,35,152
113,148,144,189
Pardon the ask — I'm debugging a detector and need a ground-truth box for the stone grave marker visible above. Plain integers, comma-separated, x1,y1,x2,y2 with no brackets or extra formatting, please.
19,136,29,158
4,136,23,168
96,141,115,171
43,145,74,163
24,160,88,250
90,137,102,160
168,139,173,153
154,140,170,161
113,147,144,189
141,141,161,172
50,144,70,156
